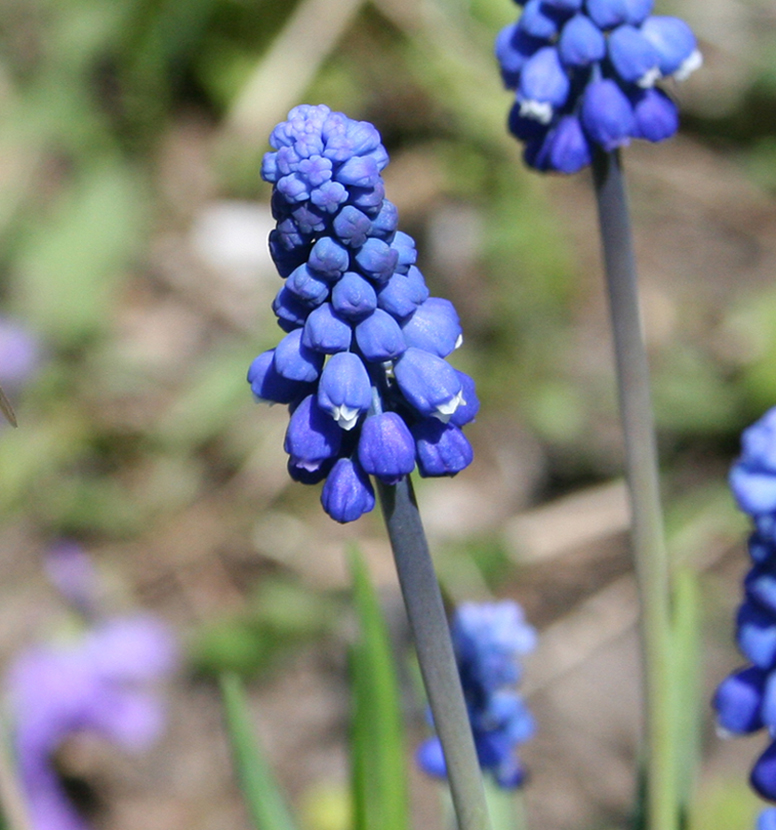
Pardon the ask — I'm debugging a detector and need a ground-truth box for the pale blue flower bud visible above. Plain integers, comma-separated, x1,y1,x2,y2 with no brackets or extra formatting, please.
518,0,561,40
737,601,776,669
307,237,350,280
273,285,311,332
354,237,400,284
632,88,678,142
378,267,429,319
332,205,372,247
274,328,324,382
581,79,635,151
518,46,570,124
412,419,473,477
334,155,380,189
640,16,701,79
310,180,348,213
321,457,375,522
401,298,462,358
624,0,653,25
390,231,418,274
355,309,407,362
713,666,766,734
608,25,661,87
760,809,776,830
302,303,352,354
394,347,463,422
286,263,331,306
558,14,606,66
369,200,399,241
317,352,372,430
587,0,629,30
495,24,542,89
331,272,378,321
248,350,313,405
284,394,343,473
358,412,416,483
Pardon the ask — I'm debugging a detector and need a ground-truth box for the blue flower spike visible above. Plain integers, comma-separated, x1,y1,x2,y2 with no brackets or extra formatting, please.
417,601,536,788
711,407,776,818
249,105,477,522
496,0,701,172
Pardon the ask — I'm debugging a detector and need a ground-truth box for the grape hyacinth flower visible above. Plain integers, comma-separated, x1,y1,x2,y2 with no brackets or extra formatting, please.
417,601,537,788
6,547,177,830
496,0,702,173
248,105,478,524
713,407,776,815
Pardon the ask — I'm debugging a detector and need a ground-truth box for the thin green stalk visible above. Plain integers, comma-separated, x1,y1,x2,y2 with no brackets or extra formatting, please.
591,148,676,830
376,476,492,830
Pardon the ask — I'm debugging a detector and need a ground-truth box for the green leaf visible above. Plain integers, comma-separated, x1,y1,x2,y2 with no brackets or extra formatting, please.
348,545,409,830
219,672,298,830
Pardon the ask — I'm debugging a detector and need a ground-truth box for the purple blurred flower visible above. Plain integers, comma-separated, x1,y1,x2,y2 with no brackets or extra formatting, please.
7,616,176,830
0,315,40,390
44,542,98,616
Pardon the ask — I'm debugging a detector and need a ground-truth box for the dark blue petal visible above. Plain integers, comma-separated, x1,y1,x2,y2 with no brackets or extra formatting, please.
518,0,561,40
558,14,606,66
355,309,407,362
547,115,592,173
394,347,463,421
401,298,462,358
518,47,570,124
334,155,380,188
358,412,416,483
331,272,378,321
412,419,474,477
302,303,352,354
730,463,776,516
274,329,325,382
752,741,776,802
286,263,331,306
581,79,635,151
608,25,661,86
390,231,418,274
416,738,447,778
713,665,766,734
307,237,350,280
449,371,480,427
349,180,386,214
377,268,428,320
624,0,653,25
321,457,375,523
495,24,543,89
284,394,343,472
587,0,629,29
310,181,348,213
631,88,679,141
248,350,313,405
737,601,776,669
269,230,309,278
273,285,312,331
332,205,372,248
640,16,701,78
369,200,399,241
317,352,372,430
354,237,399,284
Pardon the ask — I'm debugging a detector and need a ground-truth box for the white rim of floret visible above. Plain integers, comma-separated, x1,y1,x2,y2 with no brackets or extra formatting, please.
454,333,464,350
518,98,554,124
293,457,324,472
432,389,466,423
714,723,736,740
331,404,361,431
673,49,702,82
636,66,662,88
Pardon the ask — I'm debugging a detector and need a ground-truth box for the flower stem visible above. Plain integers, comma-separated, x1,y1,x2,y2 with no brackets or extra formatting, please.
376,476,492,830
591,148,676,830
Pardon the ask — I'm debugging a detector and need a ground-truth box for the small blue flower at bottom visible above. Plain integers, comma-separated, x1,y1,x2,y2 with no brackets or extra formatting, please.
417,600,536,788
249,105,478,523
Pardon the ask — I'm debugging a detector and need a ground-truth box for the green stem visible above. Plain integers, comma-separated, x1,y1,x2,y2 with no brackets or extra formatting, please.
376,476,492,830
591,148,676,830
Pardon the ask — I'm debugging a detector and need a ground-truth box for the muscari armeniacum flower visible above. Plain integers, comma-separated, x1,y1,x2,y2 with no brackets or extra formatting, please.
496,0,702,173
711,407,776,813
5,542,177,830
417,601,537,788
249,105,479,523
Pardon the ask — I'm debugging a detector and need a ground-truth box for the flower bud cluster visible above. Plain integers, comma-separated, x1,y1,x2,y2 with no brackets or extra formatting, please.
417,601,536,788
713,408,776,811
249,105,478,523
496,0,702,173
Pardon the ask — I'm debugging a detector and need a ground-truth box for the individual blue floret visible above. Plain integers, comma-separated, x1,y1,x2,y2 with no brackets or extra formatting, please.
249,105,478,522
496,0,701,172
417,601,536,788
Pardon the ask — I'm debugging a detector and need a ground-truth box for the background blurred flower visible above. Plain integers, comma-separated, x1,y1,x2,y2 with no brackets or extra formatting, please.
417,600,536,788
7,614,177,830
497,0,702,173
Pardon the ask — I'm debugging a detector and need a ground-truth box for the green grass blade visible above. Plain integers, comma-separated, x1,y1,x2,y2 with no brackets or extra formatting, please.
348,545,409,830
219,672,298,830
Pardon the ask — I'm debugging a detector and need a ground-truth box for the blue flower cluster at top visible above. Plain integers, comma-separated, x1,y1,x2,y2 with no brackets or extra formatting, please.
417,601,536,788
713,408,776,816
249,105,478,524
496,0,702,173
